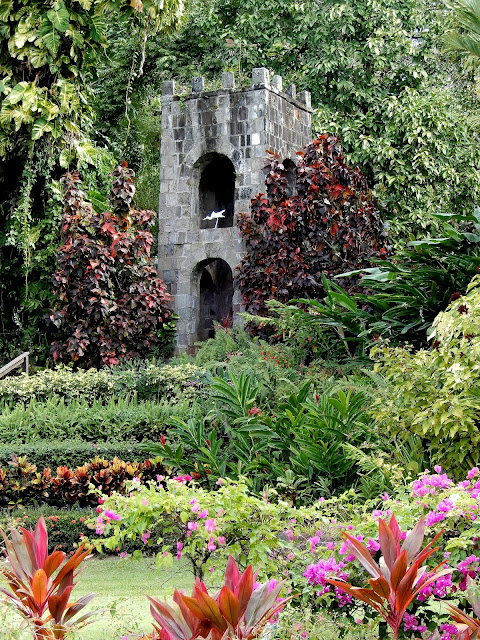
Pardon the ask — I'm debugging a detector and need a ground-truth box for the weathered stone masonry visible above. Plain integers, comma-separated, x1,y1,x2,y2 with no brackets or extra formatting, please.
158,68,312,352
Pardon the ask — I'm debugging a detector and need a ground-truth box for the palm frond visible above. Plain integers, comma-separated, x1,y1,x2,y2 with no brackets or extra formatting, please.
445,0,480,35
445,31,480,57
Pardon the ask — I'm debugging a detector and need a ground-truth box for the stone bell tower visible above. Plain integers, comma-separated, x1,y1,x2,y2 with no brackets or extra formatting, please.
158,68,312,353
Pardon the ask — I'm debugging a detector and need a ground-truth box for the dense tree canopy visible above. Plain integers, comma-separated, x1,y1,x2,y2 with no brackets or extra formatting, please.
0,0,183,361
93,0,480,240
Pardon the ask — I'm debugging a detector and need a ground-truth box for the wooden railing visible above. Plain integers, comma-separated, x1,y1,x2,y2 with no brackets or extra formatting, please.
0,352,29,379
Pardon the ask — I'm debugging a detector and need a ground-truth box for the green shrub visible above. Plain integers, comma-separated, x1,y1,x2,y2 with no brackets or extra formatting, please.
371,273,480,474
0,439,156,470
146,374,376,503
0,395,190,444
193,326,313,406
95,476,318,580
0,361,204,405
0,506,166,556
0,507,95,554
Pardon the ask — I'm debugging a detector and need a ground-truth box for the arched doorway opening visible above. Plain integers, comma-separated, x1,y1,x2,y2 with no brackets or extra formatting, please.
196,259,234,341
283,158,297,196
198,154,235,229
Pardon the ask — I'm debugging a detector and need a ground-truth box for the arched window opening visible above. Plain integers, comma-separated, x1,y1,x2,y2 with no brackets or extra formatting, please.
197,259,233,341
283,158,297,197
199,155,235,229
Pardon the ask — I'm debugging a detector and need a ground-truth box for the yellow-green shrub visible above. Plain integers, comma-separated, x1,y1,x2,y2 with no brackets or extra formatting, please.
371,274,480,473
0,362,204,405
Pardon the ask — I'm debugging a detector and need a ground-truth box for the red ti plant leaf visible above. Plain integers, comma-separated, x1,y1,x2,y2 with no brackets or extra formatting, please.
177,593,209,623
326,515,451,639
379,517,399,570
32,569,48,608
148,596,198,640
225,555,241,594
218,586,241,628
0,516,97,638
191,587,227,633
390,550,408,591
148,556,294,640
237,564,253,617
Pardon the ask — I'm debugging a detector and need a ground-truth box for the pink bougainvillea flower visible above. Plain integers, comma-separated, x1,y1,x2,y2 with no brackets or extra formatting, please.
204,518,216,533
366,538,380,553
207,537,216,552
104,509,121,521
309,536,321,552
176,542,183,559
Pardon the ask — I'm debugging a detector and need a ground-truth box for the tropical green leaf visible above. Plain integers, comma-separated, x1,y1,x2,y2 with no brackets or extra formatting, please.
88,13,106,43
46,3,70,32
31,118,51,140
4,81,30,105
0,0,13,21
41,19,60,55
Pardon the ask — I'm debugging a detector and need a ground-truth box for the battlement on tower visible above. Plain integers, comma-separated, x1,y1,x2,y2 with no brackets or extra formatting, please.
161,69,312,110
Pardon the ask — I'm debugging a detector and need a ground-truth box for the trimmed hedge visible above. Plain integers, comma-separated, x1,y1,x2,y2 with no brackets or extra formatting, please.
0,396,189,444
0,508,97,554
0,439,155,471
0,507,166,555
0,361,204,405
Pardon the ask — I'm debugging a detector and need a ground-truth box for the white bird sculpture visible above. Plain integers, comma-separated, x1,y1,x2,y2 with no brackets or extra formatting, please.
203,209,225,228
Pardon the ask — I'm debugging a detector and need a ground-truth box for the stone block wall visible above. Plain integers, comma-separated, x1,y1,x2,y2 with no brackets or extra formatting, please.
158,68,312,352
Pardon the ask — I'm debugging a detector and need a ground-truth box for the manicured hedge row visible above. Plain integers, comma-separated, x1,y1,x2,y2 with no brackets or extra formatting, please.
0,396,188,444
0,508,97,554
0,361,205,405
0,439,155,471
0,507,166,555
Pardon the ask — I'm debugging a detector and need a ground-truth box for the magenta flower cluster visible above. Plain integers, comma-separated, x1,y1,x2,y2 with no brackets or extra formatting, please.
403,612,427,634
303,557,350,606
412,466,480,528
457,555,480,590
438,624,460,640
412,467,452,497
416,572,454,601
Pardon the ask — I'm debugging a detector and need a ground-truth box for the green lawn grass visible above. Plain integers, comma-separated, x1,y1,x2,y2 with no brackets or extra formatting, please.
0,555,194,640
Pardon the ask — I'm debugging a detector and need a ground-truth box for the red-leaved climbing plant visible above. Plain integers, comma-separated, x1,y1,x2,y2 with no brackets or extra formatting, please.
47,163,175,368
236,135,388,315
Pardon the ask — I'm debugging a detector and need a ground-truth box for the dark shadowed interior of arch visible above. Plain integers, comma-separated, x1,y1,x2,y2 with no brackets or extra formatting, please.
283,158,297,196
199,155,235,229
197,259,233,341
